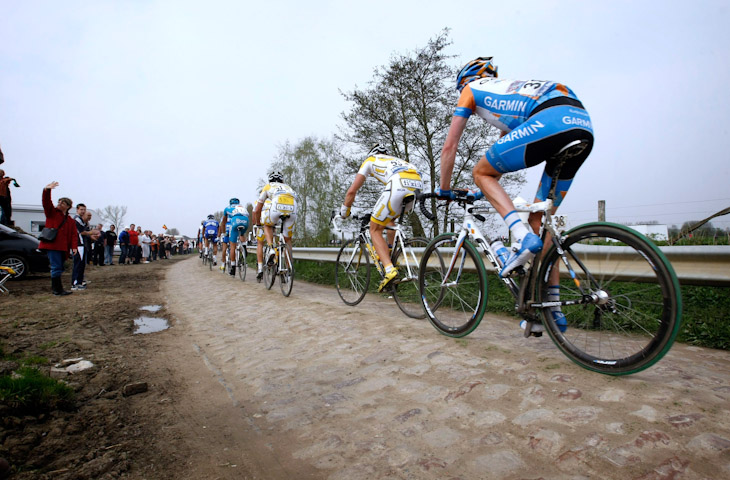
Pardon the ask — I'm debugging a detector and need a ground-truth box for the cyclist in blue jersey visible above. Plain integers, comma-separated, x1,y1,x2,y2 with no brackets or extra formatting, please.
438,57,594,333
202,214,219,265
220,198,250,276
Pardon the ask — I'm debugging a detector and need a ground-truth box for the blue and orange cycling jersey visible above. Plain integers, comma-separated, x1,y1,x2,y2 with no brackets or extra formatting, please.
454,78,580,132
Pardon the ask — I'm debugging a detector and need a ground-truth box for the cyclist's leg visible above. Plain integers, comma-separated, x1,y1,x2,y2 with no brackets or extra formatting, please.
529,124,594,330
255,226,265,278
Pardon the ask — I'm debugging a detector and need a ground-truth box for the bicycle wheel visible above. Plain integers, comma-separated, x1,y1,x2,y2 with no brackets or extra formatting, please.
279,245,294,297
418,233,488,337
208,252,213,271
335,239,371,306
237,246,247,281
537,222,682,375
391,237,434,319
263,246,277,290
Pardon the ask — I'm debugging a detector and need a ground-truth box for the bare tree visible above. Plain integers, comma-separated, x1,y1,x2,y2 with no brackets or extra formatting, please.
97,205,127,229
167,228,180,235
340,29,525,236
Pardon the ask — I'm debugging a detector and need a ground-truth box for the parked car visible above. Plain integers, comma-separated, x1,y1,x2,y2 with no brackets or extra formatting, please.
0,224,50,279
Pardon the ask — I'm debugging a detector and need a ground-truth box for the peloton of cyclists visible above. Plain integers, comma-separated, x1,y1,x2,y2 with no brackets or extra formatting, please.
220,198,250,276
252,171,297,281
437,56,594,332
202,214,220,265
340,143,423,292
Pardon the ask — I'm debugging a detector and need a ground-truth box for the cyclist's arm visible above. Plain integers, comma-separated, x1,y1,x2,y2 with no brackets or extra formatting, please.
440,115,469,190
252,200,263,225
344,174,366,208
220,214,228,233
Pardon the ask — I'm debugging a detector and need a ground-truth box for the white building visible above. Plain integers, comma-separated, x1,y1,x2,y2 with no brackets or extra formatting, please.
627,224,669,241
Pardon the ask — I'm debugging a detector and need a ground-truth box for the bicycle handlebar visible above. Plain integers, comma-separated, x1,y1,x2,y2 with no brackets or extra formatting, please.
418,190,484,220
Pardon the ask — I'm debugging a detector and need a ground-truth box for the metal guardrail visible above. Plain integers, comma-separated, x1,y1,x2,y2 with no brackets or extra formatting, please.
293,245,730,287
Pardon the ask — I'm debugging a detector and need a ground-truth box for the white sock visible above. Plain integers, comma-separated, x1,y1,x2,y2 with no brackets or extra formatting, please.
504,210,529,244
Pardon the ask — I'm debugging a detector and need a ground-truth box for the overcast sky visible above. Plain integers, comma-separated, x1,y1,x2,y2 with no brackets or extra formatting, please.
2,0,729,236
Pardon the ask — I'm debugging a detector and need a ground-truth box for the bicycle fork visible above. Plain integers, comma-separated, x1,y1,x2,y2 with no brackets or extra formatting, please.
442,230,469,287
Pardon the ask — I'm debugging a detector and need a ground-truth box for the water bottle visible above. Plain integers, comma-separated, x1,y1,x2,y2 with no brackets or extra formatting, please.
491,239,510,267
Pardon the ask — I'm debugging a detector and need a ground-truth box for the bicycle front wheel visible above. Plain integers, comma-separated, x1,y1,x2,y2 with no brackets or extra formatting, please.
537,222,682,375
237,247,247,281
391,237,433,319
279,246,294,297
418,233,488,337
335,239,371,306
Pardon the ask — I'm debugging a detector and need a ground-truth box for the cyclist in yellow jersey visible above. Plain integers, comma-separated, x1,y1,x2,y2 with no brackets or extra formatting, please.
252,171,297,280
340,143,423,292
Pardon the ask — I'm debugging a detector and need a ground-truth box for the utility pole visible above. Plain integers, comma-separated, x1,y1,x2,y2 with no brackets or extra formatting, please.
598,200,606,222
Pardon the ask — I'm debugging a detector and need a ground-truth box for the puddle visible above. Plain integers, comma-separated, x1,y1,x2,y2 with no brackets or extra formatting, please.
133,316,170,334
139,305,163,313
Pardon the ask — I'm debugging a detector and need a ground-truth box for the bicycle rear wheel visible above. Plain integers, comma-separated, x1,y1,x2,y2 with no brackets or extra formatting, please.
537,222,682,375
237,246,247,281
208,252,213,271
391,237,433,319
263,246,276,290
335,239,371,306
418,233,488,337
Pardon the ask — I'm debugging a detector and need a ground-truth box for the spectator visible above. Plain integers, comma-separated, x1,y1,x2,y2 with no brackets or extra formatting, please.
140,229,151,263
92,222,105,266
83,212,97,266
71,206,99,289
157,234,167,259
128,223,139,264
118,227,130,265
105,225,117,265
0,169,20,227
165,237,172,258
150,232,158,261
38,182,77,295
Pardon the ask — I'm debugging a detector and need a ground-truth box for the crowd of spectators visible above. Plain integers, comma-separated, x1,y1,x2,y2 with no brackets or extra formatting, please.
36,178,195,296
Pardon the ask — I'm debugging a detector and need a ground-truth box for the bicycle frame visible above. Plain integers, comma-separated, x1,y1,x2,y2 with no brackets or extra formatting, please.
332,215,417,284
442,198,566,320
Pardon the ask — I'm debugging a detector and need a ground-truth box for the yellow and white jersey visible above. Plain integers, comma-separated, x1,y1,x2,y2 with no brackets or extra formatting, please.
257,182,297,205
357,155,421,187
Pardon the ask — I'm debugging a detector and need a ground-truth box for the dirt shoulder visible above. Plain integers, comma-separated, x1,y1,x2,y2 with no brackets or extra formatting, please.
2,256,730,479
0,257,203,479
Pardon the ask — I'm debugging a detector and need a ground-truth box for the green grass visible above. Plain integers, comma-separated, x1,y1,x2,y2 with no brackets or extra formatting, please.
290,259,730,351
0,367,75,413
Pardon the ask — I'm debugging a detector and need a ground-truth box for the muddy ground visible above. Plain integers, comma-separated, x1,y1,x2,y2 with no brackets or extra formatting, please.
0,256,199,479
1,255,730,479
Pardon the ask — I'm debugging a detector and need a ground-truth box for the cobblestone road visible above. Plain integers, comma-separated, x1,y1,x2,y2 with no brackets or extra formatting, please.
164,257,730,479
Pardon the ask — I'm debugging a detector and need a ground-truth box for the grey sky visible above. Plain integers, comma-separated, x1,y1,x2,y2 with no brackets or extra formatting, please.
2,0,729,236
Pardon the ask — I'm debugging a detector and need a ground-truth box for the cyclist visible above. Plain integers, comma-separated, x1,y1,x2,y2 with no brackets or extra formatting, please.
220,198,250,276
340,143,423,292
252,171,297,280
202,214,219,265
437,56,594,331
197,220,205,258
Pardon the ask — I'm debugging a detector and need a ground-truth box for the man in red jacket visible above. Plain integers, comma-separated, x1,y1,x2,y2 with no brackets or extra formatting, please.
38,181,78,295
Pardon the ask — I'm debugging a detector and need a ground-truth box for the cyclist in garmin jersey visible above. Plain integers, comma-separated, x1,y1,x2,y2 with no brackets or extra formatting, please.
340,143,423,292
252,171,297,280
202,214,220,265
220,198,250,276
437,56,594,333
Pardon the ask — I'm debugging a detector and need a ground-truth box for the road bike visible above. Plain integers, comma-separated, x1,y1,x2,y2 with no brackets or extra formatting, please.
332,205,438,319
262,220,294,297
235,226,247,281
202,240,217,271
417,141,682,375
